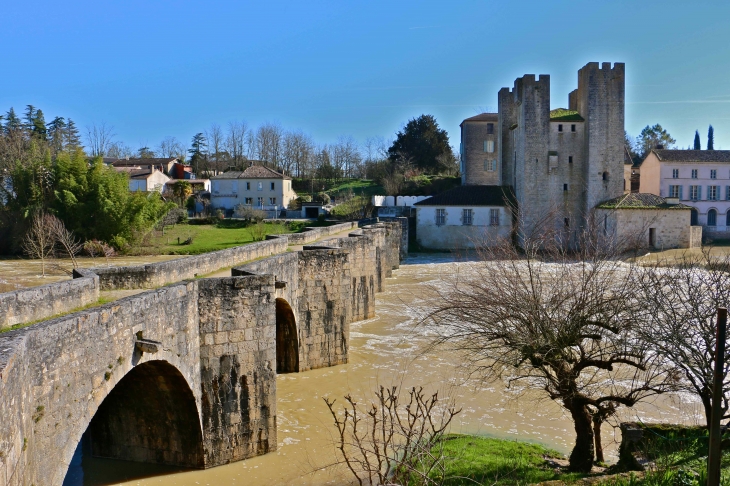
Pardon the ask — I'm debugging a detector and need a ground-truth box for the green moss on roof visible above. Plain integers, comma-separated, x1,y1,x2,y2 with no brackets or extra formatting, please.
596,193,692,210
549,108,584,122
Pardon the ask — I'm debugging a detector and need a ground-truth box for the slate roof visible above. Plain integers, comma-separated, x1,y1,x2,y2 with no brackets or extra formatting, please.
414,185,515,207
653,149,730,163
461,113,498,125
549,108,584,122
596,193,692,210
210,165,291,180
111,158,177,166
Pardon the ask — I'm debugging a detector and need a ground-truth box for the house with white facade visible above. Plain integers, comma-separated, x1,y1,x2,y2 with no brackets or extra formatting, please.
414,185,514,249
209,165,296,214
640,149,730,238
118,167,169,193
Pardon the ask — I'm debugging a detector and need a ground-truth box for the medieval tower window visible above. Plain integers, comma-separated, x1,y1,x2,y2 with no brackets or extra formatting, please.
564,218,570,228
558,124,563,132
571,124,576,132
569,156,573,164
602,172,609,181
563,183,568,191
487,123,494,134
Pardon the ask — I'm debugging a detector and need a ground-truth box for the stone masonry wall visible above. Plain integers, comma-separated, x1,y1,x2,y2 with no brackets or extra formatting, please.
0,282,203,486
0,270,99,330
197,276,277,466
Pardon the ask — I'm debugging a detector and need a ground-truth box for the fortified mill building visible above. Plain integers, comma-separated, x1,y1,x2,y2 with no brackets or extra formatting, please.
462,62,626,238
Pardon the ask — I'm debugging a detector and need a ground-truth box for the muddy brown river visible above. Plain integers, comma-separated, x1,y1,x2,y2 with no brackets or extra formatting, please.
62,255,703,485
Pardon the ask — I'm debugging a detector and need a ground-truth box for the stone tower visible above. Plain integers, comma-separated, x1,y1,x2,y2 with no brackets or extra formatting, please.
460,113,500,185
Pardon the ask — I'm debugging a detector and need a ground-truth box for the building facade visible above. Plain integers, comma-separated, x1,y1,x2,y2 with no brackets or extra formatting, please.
640,149,730,237
128,168,170,193
210,165,296,212
414,185,514,249
460,62,625,241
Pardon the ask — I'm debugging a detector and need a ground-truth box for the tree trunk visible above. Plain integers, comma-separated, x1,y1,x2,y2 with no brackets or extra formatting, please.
593,416,604,464
567,401,595,472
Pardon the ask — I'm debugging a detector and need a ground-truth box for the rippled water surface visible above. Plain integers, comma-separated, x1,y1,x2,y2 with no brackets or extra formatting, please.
66,254,703,485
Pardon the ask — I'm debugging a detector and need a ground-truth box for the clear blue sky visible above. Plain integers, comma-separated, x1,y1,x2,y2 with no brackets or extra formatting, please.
2,0,729,151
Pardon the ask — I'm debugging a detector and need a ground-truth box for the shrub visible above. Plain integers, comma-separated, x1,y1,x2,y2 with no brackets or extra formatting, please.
314,192,331,205
234,205,267,222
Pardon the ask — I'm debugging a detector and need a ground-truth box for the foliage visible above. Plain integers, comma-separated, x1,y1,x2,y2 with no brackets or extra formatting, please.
170,180,192,206
288,195,312,210
708,125,715,150
388,114,455,174
694,130,701,150
314,192,331,205
330,195,373,220
233,204,267,222
636,124,676,158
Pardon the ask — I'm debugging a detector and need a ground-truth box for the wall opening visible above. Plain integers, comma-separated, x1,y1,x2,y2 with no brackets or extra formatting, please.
276,298,299,373
62,360,204,484
691,209,699,226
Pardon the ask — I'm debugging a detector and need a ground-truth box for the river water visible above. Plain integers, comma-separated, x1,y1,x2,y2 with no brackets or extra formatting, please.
65,254,704,486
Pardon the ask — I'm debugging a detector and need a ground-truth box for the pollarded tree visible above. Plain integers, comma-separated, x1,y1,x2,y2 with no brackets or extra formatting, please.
422,222,678,472
388,114,452,174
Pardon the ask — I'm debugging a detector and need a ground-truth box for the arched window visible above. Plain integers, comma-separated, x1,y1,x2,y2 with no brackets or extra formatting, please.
602,171,609,181
691,209,699,226
726,211,730,227
708,209,717,226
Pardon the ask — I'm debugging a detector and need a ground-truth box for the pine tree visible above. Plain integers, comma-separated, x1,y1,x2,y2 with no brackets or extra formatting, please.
48,117,67,153
4,107,21,133
65,119,81,151
32,109,47,140
708,125,715,150
694,130,701,150
24,105,37,131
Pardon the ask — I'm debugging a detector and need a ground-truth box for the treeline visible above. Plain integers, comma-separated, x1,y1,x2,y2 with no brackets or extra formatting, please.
625,123,719,164
0,105,173,255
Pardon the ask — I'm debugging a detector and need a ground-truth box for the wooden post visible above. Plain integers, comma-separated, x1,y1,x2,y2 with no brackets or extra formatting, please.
708,307,727,486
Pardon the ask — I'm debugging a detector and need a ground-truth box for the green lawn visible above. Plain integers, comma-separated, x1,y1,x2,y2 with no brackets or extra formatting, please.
431,435,584,485
134,221,296,255
327,179,384,199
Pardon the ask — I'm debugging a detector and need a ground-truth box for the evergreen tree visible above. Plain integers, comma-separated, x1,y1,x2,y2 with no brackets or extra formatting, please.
708,125,715,150
694,130,701,150
4,107,21,133
48,116,67,153
137,146,155,158
188,132,207,176
65,119,82,151
636,124,676,158
24,105,37,131
387,114,452,174
31,109,47,140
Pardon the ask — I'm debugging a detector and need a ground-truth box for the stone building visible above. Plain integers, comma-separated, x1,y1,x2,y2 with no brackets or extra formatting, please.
595,193,701,250
459,62,626,242
414,185,514,249
640,149,730,239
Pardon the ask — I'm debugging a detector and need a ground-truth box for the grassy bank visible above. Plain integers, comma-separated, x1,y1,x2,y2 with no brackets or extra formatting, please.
432,435,583,485
133,219,338,255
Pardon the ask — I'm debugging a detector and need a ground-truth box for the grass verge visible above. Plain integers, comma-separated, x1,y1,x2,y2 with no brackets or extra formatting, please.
1,297,114,334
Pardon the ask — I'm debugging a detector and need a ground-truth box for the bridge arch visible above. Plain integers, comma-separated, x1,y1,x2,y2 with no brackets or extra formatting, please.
275,298,299,373
62,359,204,483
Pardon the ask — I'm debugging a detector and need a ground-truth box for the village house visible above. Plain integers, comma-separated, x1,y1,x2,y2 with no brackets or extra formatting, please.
209,165,296,214
414,185,514,249
110,157,179,175
640,149,730,238
124,167,170,193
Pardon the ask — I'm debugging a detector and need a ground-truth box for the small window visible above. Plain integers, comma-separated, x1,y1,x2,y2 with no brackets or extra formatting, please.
232,181,238,194
489,208,500,226
484,140,494,153
270,182,275,190
571,124,576,132
564,218,570,228
563,183,568,191
692,169,698,179
672,169,678,179
257,182,263,191
270,197,277,205
711,170,717,180
462,209,473,226
486,123,494,134
484,160,496,172
245,197,253,204
246,182,251,190
669,185,679,198
435,209,446,226
602,172,609,181
568,156,573,164
257,197,264,206
558,124,563,132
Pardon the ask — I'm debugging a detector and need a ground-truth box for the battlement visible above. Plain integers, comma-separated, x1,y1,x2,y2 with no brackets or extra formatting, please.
579,61,625,75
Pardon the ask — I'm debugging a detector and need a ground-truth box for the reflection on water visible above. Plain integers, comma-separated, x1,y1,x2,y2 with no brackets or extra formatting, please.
67,254,704,485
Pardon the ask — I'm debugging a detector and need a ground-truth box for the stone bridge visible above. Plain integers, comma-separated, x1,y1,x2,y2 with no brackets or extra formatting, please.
0,220,406,486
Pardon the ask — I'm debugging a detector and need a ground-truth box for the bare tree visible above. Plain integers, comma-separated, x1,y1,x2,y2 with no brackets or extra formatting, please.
255,122,283,167
157,136,186,160
48,215,82,268
324,386,460,486
635,250,730,427
106,141,133,159
206,123,225,166
85,122,116,157
226,120,248,166
421,224,678,472
22,212,56,277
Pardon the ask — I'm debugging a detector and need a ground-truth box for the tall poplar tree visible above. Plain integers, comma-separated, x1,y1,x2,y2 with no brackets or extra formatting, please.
694,130,701,150
708,125,715,150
